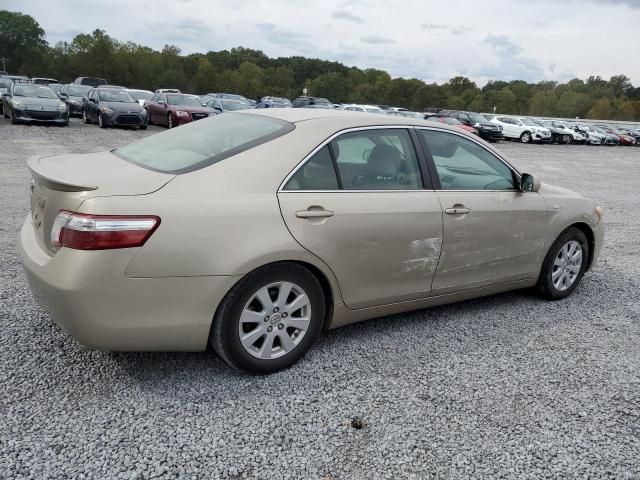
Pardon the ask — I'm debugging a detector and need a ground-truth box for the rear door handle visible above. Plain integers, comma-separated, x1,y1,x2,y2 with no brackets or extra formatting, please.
445,207,471,215
296,209,334,219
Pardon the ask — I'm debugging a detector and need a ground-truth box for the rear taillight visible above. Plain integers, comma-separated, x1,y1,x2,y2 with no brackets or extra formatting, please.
51,211,160,250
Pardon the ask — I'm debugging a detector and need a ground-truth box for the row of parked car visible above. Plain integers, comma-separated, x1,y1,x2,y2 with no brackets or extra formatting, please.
1,74,639,146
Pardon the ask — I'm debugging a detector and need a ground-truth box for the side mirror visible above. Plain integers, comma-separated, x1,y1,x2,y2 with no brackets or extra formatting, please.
158,100,166,106
214,107,222,113
520,173,540,192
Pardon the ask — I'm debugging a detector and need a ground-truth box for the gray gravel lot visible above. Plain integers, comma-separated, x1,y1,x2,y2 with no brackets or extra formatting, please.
1,117,639,479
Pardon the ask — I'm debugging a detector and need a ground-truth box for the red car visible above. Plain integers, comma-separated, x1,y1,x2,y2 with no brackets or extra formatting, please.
597,125,637,146
145,93,216,128
427,115,479,135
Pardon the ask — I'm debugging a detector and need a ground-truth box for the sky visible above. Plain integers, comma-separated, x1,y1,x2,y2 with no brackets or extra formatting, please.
4,0,640,86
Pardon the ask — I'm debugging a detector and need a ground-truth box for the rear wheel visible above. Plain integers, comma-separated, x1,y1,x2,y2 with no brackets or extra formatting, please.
520,131,532,144
536,227,589,300
210,263,325,373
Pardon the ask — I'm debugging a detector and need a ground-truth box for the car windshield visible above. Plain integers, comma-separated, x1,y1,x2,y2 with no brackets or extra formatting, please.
521,118,539,127
364,107,386,114
592,127,608,134
68,86,92,97
222,100,251,110
442,117,462,125
114,113,295,174
99,90,135,103
467,113,486,123
128,90,153,101
166,95,202,107
14,85,58,99
313,98,331,105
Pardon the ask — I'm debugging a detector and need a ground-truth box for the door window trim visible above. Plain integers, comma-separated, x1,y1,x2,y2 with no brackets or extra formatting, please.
415,126,523,192
278,125,434,192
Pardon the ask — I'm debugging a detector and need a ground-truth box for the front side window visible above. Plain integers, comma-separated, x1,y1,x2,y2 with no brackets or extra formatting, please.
115,113,295,174
332,129,422,190
284,146,339,190
420,130,516,191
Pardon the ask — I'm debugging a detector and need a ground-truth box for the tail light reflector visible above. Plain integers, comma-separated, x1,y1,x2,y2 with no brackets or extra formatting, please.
51,211,160,250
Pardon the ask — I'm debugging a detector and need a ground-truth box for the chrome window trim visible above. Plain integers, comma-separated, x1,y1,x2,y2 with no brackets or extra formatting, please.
278,124,522,193
414,125,522,182
278,125,422,192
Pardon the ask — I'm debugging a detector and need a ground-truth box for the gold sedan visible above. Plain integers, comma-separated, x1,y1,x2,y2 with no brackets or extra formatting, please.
19,109,604,373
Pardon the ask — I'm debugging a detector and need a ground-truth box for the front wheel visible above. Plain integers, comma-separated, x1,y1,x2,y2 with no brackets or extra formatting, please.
167,114,174,129
98,113,106,128
210,263,325,373
536,227,589,300
82,110,91,124
520,131,532,144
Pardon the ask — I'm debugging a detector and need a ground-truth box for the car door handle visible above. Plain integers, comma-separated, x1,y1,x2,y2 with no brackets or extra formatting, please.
445,207,471,215
296,209,334,219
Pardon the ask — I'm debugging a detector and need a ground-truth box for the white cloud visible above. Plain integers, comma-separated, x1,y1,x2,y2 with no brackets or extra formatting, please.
2,0,639,85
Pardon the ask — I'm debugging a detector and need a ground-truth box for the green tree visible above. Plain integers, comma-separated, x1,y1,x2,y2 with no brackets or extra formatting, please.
0,10,47,74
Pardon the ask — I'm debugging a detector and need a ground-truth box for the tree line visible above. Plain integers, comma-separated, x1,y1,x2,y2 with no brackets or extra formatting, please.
2,9,640,121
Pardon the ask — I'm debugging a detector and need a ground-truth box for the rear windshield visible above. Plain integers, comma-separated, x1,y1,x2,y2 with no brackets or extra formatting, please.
114,113,295,174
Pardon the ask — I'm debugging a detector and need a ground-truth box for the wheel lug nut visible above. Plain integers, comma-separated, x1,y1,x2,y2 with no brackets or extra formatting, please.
278,324,284,330
267,326,273,332
282,312,288,318
273,307,279,313
264,316,269,322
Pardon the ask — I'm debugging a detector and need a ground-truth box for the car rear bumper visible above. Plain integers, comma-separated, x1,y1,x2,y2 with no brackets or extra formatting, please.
19,215,239,351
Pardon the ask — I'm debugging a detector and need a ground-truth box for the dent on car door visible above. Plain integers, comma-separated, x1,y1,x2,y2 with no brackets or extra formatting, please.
418,129,548,295
277,128,444,310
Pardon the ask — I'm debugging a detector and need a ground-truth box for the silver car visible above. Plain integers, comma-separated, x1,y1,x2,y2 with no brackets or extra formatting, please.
20,110,604,373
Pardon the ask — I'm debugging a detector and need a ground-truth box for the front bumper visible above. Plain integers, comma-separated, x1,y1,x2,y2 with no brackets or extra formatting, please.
102,111,148,127
478,128,502,141
66,102,83,116
19,215,239,351
13,108,69,123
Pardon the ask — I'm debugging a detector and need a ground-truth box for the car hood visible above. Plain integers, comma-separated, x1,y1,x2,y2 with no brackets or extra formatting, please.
102,101,144,113
15,96,64,108
168,105,216,114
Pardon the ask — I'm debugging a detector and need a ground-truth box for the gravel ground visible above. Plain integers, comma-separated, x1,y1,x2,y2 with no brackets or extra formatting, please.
1,117,639,479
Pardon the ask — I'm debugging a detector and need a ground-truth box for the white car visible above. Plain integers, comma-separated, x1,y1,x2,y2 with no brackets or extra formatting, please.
125,89,154,107
491,116,552,143
573,125,605,145
342,104,388,115
550,121,587,144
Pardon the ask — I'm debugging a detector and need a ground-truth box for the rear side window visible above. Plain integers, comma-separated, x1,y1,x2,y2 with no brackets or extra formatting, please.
114,113,295,174
284,146,339,190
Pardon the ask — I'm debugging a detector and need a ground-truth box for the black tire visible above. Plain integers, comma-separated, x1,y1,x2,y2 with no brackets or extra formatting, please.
520,131,532,144
210,263,325,374
82,110,91,124
139,123,147,130
10,108,18,125
536,227,589,300
98,113,106,128
167,114,174,129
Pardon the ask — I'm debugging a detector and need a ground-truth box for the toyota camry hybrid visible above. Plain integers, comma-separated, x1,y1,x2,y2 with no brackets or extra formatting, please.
19,109,604,373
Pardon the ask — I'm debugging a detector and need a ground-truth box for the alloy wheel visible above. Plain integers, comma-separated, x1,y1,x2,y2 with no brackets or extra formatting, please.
238,281,311,360
521,132,531,143
552,240,583,291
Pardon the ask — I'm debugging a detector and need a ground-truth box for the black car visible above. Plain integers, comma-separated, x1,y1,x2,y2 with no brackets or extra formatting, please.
2,82,69,125
73,76,108,87
440,110,503,142
82,87,148,129
59,84,92,116
292,96,333,108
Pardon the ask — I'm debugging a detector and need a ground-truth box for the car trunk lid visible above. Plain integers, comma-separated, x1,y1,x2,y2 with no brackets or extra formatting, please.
27,151,175,253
